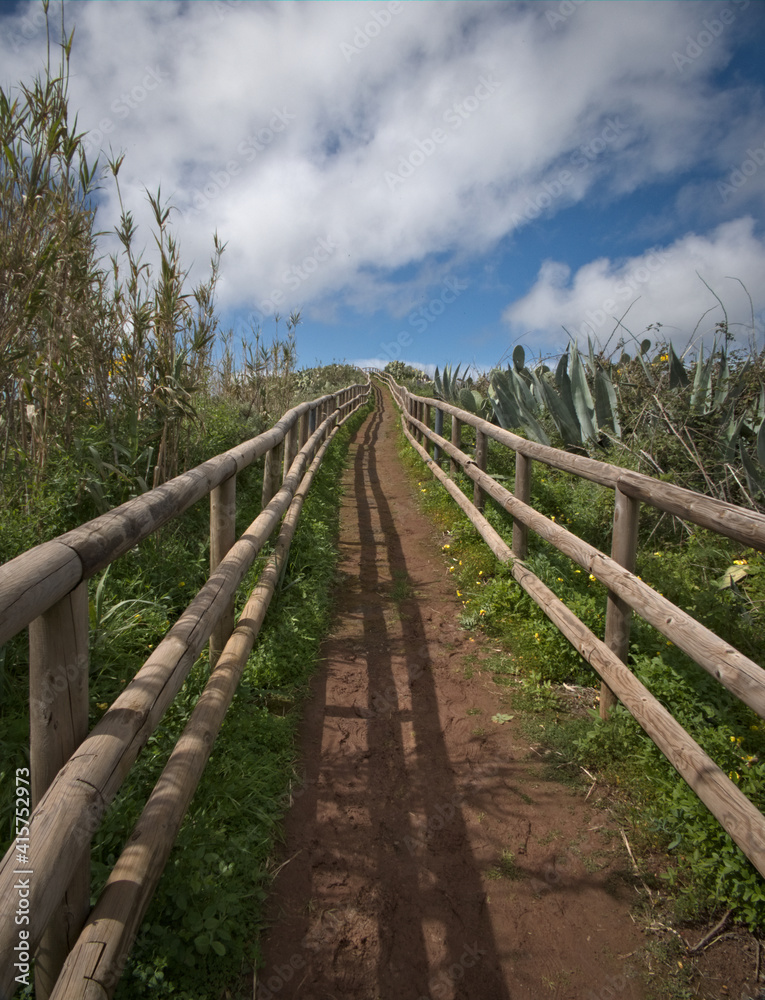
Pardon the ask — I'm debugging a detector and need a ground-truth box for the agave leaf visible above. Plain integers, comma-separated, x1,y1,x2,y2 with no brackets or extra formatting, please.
715,565,748,589
510,366,539,415
434,366,443,399
594,367,621,436
587,335,598,379
634,346,656,388
721,412,745,465
740,440,765,496
513,345,525,371
690,343,714,410
668,342,689,389
458,386,478,413
555,351,578,428
534,371,582,447
569,345,598,442
489,371,522,428
713,347,730,411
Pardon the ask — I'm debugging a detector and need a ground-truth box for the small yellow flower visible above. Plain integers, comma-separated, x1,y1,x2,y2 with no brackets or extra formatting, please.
442,544,451,550
459,560,462,566
457,590,462,597
551,515,556,521
733,559,748,566
478,570,483,576
97,702,108,710
179,581,185,587
448,566,455,573
479,609,486,616
589,574,596,582
557,577,563,582
574,569,581,574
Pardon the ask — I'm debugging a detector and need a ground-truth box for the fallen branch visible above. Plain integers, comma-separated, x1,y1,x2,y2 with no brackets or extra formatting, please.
686,909,732,955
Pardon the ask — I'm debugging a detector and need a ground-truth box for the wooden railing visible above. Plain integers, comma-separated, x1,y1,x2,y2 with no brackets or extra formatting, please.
374,371,765,884
0,378,370,1000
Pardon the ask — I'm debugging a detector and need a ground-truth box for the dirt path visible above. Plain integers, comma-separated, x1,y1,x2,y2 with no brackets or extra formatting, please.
257,386,648,1000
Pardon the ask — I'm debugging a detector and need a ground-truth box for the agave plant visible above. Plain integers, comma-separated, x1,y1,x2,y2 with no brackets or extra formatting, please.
434,363,490,417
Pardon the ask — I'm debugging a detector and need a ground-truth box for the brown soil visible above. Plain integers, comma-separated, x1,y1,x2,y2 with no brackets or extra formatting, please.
255,387,760,1000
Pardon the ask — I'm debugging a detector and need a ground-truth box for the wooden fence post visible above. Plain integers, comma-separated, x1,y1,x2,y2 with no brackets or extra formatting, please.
423,404,431,456
450,415,461,476
299,410,310,449
262,440,284,508
473,429,488,512
209,475,236,667
600,487,640,719
513,452,531,559
434,407,444,465
283,421,299,481
309,405,317,435
29,584,90,1000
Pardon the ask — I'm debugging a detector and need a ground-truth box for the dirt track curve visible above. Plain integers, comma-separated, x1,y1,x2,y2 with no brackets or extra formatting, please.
257,385,647,1000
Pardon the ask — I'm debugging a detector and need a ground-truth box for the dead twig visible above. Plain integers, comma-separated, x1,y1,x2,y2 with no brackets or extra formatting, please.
686,909,732,956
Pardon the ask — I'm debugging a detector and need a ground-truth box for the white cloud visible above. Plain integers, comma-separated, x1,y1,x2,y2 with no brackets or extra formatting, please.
1,0,763,332
503,217,765,352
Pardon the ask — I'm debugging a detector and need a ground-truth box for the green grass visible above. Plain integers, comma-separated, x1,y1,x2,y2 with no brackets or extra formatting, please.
0,396,373,999
394,394,765,935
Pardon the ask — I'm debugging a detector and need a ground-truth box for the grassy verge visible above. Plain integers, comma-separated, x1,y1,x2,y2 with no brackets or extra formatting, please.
109,399,374,999
0,397,373,1000
394,402,765,942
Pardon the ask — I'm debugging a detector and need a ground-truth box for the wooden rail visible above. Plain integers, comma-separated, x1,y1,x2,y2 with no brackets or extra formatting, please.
0,378,370,1000
373,371,765,883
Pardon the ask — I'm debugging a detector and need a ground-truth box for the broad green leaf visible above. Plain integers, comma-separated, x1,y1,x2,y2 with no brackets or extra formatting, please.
668,342,689,389
594,367,620,436
569,345,598,442
513,345,525,371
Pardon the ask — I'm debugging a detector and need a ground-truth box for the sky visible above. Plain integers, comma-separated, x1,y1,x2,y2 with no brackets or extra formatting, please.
2,0,765,374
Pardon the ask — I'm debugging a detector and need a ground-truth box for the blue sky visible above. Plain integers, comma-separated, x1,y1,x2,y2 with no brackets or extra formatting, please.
2,0,765,373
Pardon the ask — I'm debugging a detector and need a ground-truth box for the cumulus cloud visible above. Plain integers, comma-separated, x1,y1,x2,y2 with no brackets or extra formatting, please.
1,0,763,346
503,218,765,351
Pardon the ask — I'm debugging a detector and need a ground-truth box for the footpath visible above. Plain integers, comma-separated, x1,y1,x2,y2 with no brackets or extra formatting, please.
257,386,647,1000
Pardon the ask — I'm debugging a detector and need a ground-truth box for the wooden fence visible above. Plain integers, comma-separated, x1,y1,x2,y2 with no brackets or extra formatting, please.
0,378,370,1000
372,370,765,885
